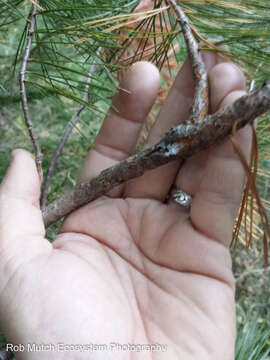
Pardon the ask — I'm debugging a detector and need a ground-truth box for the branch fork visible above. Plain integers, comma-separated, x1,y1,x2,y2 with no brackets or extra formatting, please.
42,2,270,230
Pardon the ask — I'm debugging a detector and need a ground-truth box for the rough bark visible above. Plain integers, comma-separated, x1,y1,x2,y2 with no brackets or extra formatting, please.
43,84,270,226
167,0,208,122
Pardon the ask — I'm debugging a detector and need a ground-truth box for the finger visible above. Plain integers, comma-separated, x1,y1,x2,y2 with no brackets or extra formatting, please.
124,50,226,200
0,150,50,277
78,61,160,197
174,63,250,247
176,63,246,196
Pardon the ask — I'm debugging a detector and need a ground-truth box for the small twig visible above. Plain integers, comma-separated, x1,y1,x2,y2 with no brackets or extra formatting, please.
189,24,231,63
40,48,102,209
0,348,13,360
167,0,208,122
19,3,42,175
43,84,270,226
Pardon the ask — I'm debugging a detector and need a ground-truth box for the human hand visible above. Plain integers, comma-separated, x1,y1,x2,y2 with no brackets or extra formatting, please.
0,53,250,360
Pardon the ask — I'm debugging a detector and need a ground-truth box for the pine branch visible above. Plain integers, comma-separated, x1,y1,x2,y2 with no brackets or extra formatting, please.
167,0,208,122
42,1,270,228
40,48,102,209
19,3,42,175
43,84,270,226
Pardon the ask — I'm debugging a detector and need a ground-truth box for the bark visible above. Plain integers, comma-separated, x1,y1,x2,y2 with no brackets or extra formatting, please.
43,84,270,226
19,3,42,175
168,0,208,122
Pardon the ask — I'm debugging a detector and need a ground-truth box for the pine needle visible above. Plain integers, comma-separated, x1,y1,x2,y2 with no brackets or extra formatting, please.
231,125,270,266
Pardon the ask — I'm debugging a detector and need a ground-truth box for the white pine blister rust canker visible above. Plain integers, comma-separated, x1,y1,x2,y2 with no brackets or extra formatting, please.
164,143,181,157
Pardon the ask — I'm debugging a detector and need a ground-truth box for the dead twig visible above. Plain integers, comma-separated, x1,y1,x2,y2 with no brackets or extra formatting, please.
19,3,42,175
40,48,102,209
43,84,270,226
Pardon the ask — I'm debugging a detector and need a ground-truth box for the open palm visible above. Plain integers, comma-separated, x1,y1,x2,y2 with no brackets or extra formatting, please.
0,54,250,360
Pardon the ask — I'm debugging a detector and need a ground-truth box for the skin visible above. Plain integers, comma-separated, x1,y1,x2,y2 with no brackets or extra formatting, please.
0,52,251,360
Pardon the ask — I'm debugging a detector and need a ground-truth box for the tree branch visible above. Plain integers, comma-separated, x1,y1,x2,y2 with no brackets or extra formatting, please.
40,48,102,209
43,84,270,226
19,3,42,175
167,0,208,122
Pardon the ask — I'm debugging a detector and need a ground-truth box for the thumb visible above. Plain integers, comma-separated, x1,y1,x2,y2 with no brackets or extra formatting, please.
0,149,41,208
0,150,49,275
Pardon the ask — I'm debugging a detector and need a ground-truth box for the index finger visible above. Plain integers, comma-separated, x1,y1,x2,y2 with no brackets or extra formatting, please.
78,61,160,198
